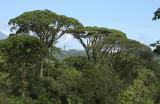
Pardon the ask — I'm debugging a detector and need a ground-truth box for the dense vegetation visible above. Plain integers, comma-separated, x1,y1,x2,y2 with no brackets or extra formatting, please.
0,9,160,104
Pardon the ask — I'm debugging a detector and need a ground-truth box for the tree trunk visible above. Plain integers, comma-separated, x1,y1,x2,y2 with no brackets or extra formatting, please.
40,62,43,78
21,63,28,98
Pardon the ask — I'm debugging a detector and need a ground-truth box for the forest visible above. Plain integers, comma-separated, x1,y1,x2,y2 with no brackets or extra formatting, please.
0,9,160,104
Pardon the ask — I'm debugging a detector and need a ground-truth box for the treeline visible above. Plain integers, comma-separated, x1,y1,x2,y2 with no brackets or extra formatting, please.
0,9,160,104
55,49,86,60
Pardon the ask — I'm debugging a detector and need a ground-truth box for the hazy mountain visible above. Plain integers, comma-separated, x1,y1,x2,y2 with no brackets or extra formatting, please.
0,31,7,39
55,49,86,59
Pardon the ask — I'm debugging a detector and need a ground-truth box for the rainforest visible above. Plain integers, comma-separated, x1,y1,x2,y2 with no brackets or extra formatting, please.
1,1,160,104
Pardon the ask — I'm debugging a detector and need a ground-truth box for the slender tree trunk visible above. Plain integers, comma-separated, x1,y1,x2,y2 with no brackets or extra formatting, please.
21,63,28,98
84,47,90,60
40,62,43,78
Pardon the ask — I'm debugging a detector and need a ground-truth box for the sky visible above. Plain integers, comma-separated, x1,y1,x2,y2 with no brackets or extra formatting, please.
0,0,160,49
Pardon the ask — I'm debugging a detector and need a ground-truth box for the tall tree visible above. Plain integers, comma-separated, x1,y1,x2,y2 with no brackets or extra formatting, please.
69,26,127,61
8,9,83,48
8,9,83,78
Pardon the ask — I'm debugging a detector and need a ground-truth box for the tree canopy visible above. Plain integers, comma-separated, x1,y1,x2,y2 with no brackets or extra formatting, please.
9,10,83,48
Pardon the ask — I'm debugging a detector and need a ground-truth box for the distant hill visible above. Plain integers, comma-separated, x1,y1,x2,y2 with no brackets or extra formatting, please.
0,31,7,39
55,49,86,59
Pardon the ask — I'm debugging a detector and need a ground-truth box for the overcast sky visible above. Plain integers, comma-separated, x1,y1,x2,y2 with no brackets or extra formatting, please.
0,0,160,49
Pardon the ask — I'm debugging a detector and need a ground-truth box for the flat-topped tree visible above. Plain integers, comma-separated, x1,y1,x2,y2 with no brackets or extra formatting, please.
69,26,127,61
8,9,83,48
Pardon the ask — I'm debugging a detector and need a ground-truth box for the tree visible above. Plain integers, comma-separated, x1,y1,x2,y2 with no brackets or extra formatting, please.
98,38,152,82
63,56,87,71
78,62,123,104
118,67,157,104
153,8,160,20
8,9,83,48
0,34,47,97
151,8,160,55
69,26,127,61
151,40,160,55
9,10,83,78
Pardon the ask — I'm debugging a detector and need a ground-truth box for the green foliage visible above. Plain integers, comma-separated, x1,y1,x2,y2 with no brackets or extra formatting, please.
153,8,160,20
78,64,123,104
118,68,157,104
0,34,48,97
69,26,127,60
0,35,47,63
63,56,87,71
0,9,159,104
9,10,83,48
